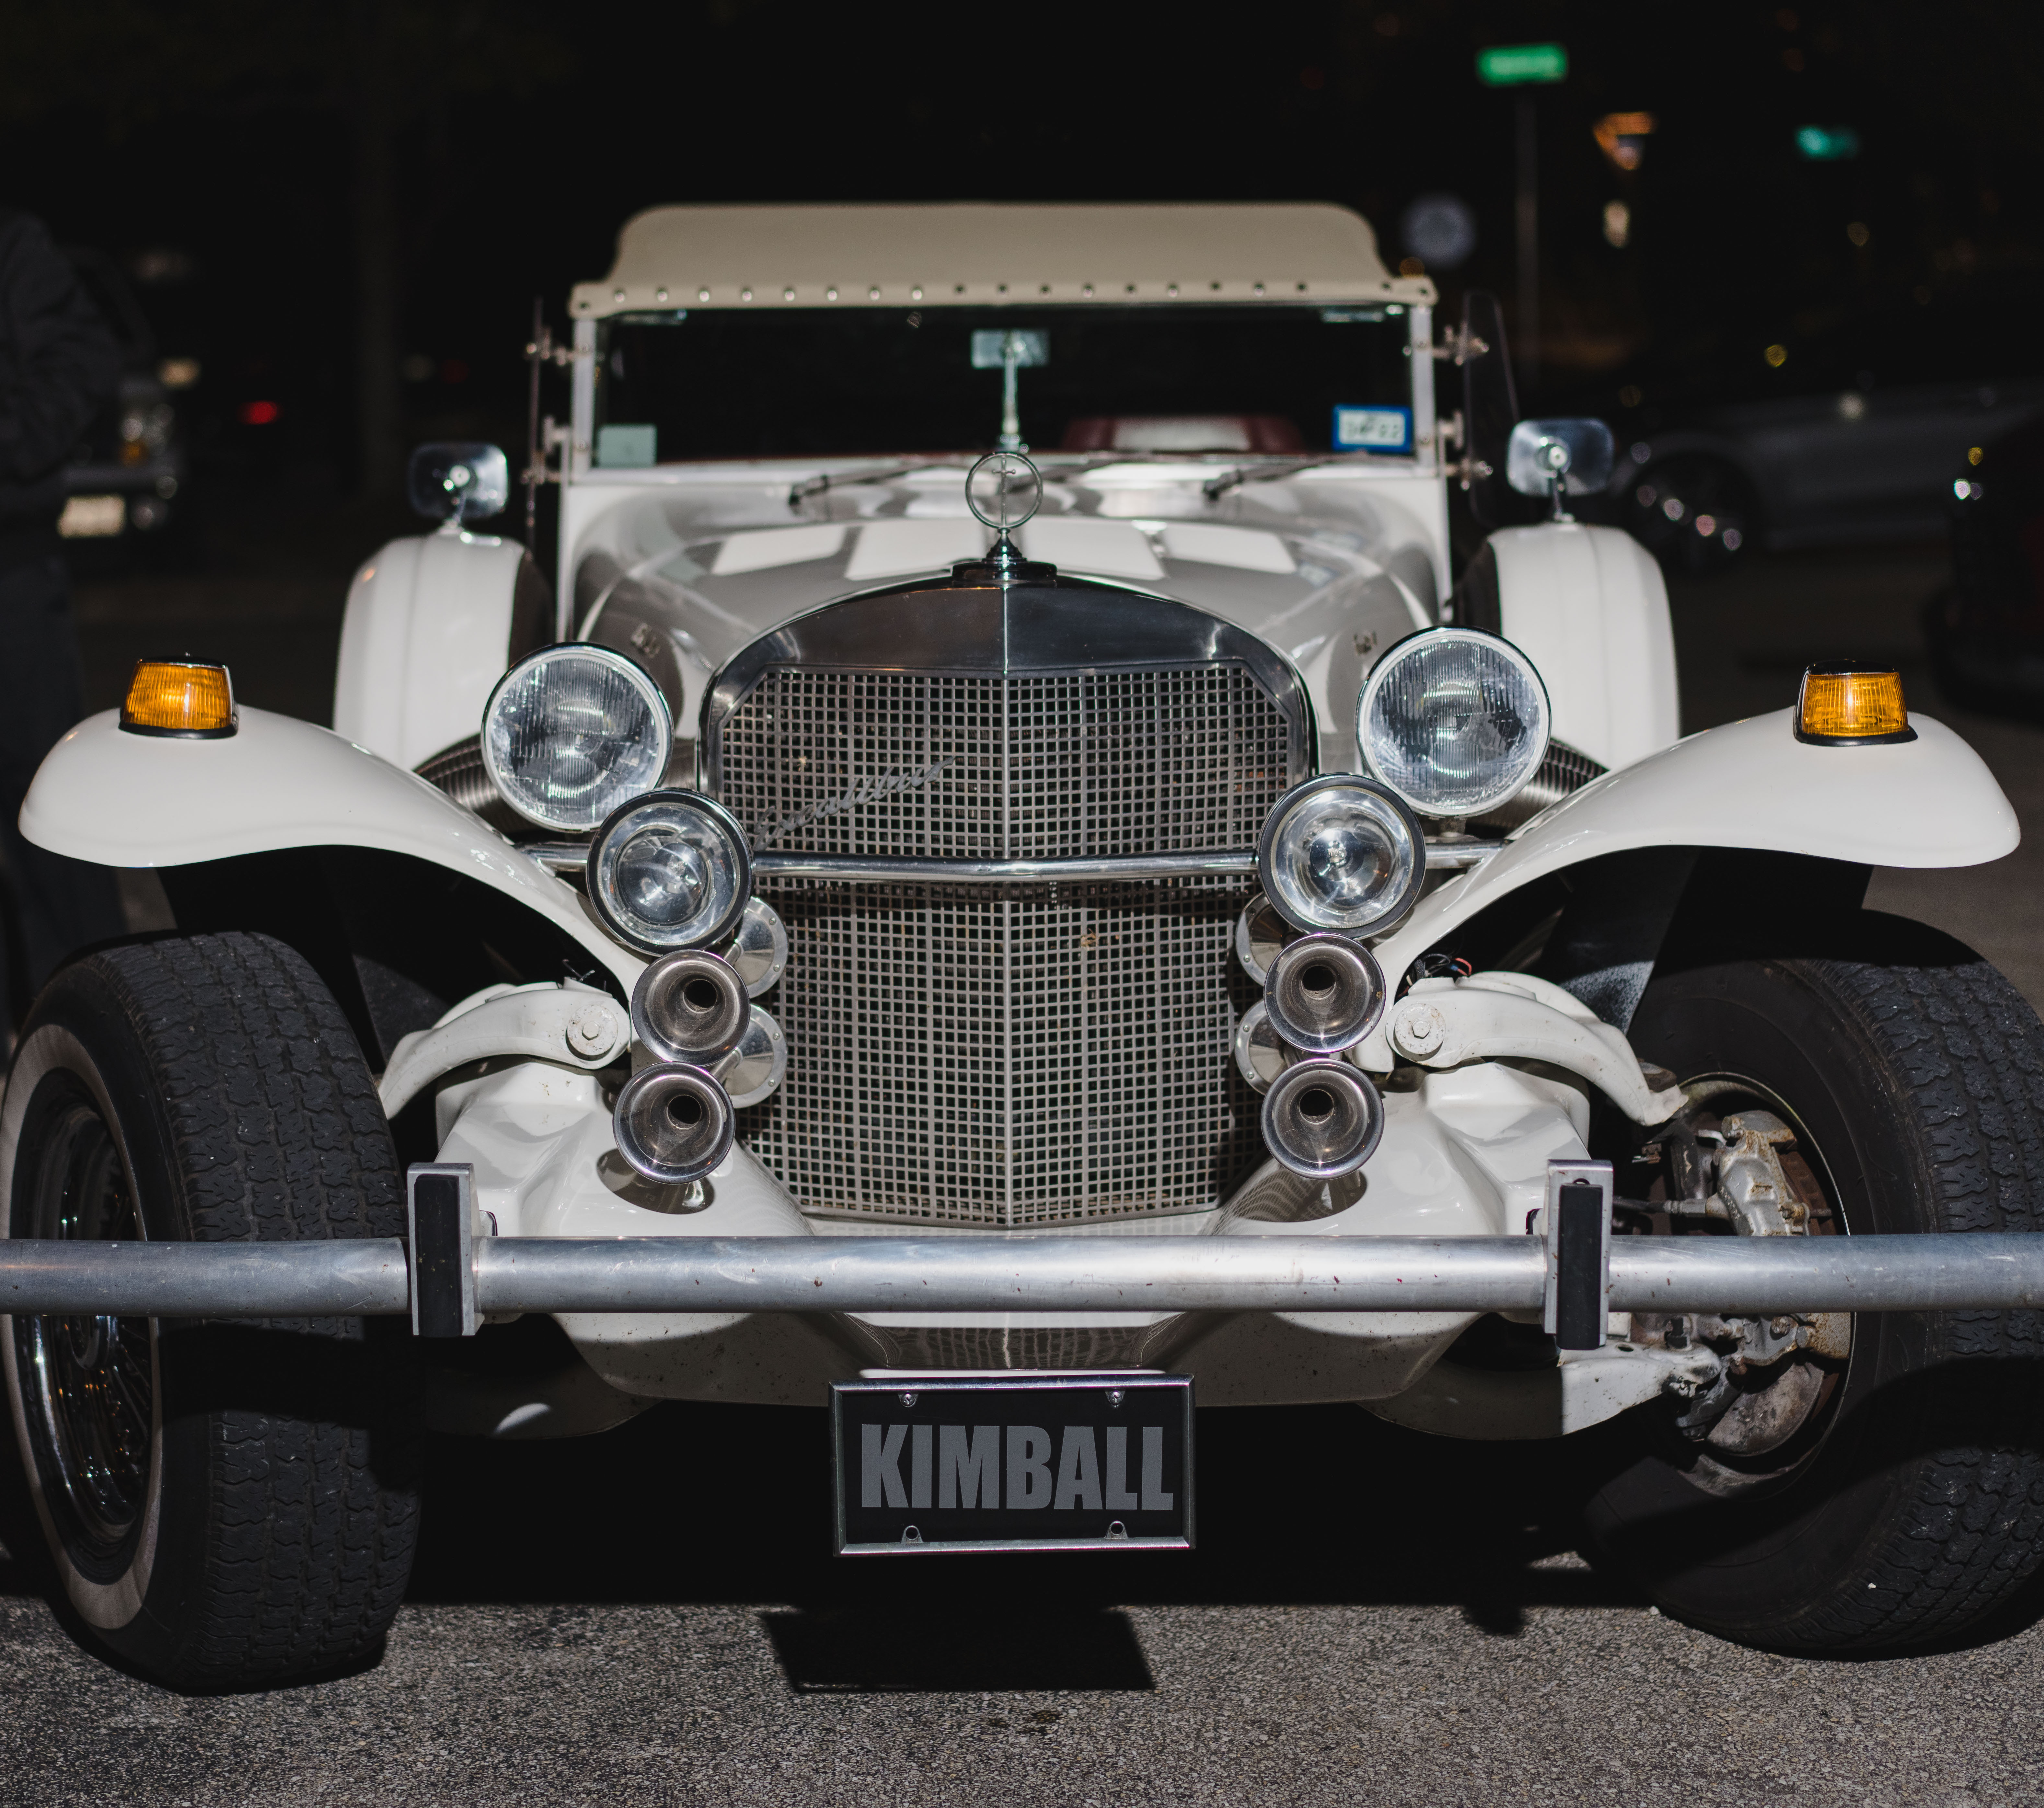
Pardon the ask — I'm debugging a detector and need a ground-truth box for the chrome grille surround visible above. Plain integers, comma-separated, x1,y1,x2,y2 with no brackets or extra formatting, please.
705,578,1310,1227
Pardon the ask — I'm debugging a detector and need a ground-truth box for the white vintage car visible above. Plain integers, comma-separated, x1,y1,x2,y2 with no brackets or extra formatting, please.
7,204,2042,1691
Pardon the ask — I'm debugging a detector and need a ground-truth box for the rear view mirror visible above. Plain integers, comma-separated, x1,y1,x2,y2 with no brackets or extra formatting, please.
408,441,510,525
1506,418,1617,518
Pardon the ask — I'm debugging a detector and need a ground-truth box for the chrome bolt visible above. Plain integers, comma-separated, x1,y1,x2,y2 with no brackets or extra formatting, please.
1106,1389,1125,1407
899,1391,918,1408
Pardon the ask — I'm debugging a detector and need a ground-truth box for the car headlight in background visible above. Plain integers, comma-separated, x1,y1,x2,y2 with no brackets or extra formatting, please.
481,644,672,831
589,790,752,953
1256,774,1425,935
1357,627,1551,820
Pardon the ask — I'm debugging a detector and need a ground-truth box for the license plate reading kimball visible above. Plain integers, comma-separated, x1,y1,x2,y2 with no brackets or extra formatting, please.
831,1375,1194,1554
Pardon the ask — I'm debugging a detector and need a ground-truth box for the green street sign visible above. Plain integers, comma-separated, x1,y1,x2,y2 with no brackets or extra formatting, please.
1477,42,1568,86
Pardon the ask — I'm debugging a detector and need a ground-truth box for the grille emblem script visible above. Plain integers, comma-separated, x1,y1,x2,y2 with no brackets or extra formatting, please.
756,756,958,847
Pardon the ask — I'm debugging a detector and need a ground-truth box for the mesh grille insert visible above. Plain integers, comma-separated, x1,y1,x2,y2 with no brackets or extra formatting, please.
740,878,1265,1225
720,666,1290,860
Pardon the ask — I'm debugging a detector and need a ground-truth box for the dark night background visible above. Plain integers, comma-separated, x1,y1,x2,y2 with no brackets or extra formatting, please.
5,0,2040,519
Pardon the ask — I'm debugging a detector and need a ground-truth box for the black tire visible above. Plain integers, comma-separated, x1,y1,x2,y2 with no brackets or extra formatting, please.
1585,912,2044,1653
0,932,419,1691
1624,454,1756,573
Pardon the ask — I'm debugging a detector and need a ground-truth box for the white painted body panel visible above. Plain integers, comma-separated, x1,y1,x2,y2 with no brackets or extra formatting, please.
332,529,525,770
559,460,1451,782
429,1039,1599,1409
1356,707,2018,1074
1487,521,1680,770
17,706,644,991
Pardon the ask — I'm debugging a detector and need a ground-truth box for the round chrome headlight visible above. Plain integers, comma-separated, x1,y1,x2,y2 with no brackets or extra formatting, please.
481,644,672,832
589,790,751,953
1256,775,1425,936
1357,627,1551,820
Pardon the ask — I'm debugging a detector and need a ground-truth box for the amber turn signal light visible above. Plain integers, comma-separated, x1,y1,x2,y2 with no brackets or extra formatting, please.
120,660,237,738
1794,665,1914,747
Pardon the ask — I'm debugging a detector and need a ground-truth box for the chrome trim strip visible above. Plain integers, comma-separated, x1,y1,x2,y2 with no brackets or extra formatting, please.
753,851,1259,884
529,842,1503,883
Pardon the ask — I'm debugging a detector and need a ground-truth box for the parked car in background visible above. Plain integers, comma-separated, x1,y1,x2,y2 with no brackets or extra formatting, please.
1927,413,2044,716
56,246,190,549
1607,376,2044,573
1577,286,2044,573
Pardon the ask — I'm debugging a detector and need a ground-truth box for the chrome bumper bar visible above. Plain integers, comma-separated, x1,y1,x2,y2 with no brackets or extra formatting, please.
4,1234,2043,1325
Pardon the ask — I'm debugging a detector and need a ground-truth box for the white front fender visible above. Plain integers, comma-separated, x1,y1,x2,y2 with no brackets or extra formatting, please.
1359,706,2018,1066
18,705,643,990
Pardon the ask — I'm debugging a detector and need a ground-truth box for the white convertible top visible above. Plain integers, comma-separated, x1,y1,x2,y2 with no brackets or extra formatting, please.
570,202,1435,316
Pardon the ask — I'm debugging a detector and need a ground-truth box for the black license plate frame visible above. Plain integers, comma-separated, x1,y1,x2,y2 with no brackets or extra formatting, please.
831,1374,1194,1554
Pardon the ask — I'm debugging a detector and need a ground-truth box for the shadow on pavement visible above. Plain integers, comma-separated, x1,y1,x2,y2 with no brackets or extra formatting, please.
406,1400,1642,1650
762,1605,1157,1694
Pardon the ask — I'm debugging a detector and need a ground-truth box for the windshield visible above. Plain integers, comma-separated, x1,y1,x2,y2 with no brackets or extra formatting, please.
593,305,1416,464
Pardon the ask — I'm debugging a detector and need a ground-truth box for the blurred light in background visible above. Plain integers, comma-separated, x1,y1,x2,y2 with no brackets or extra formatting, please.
1764,344,1789,367
1846,220,1871,246
238,400,280,426
1603,201,1631,248
1796,125,1861,161
157,357,200,388
1399,193,1477,272
1594,112,1656,170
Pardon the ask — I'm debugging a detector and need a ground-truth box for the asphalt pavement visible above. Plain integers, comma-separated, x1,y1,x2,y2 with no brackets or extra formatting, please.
1,531,2039,1806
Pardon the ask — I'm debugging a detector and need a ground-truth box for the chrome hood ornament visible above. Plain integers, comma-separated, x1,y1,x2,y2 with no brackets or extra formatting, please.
964,450,1046,582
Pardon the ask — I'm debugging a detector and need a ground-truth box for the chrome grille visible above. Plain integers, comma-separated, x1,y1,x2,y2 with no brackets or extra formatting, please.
719,667,1289,860
713,637,1299,1226
738,877,1265,1225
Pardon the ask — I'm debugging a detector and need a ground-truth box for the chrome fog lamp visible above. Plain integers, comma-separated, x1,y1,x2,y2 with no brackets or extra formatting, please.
1256,775,1425,936
1357,627,1551,820
481,644,672,831
589,790,752,953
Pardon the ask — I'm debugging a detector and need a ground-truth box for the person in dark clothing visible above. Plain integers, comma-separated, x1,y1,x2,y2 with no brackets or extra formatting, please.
0,208,126,1033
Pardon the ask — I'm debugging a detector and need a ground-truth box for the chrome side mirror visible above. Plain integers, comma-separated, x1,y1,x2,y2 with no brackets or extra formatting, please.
408,441,510,526
1506,418,1616,521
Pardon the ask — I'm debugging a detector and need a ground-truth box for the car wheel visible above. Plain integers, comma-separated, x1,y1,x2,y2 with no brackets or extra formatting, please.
1625,454,1756,573
1582,912,2044,1653
1,932,419,1691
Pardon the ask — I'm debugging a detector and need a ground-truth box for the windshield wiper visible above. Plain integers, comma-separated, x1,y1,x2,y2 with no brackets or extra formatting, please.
788,463,968,508
1201,455,1372,502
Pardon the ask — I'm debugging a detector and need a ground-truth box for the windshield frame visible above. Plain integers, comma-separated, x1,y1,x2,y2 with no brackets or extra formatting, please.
568,301,1437,475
